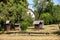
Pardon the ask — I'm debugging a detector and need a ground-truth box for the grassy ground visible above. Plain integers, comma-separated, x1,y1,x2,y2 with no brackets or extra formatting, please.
0,34,60,40
0,24,60,40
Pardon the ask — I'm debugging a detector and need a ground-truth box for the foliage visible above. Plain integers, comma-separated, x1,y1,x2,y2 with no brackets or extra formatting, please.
0,0,28,30
0,25,2,31
24,15,33,26
20,14,33,31
33,0,60,24
20,22,28,31
33,0,48,19
40,13,53,24
53,5,60,23
0,0,33,31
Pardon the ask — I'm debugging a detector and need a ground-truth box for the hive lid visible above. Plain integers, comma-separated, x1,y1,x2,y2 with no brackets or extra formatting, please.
15,23,20,25
33,21,40,24
33,20,44,24
6,20,10,24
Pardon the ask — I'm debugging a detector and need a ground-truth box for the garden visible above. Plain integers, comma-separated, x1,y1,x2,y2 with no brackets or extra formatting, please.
0,0,60,40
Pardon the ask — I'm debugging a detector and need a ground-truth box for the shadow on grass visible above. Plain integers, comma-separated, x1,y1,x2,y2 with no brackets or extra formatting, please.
52,30,60,35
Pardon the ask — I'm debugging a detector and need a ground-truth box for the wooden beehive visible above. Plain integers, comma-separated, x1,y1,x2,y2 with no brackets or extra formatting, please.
5,20,11,31
33,20,44,30
15,23,20,31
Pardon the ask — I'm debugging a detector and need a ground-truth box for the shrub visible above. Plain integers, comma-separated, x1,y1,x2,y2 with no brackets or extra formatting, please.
22,13,33,26
0,25,2,31
40,13,53,25
20,22,28,31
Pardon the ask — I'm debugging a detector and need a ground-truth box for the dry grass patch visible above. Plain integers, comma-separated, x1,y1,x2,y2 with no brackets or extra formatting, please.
0,34,60,40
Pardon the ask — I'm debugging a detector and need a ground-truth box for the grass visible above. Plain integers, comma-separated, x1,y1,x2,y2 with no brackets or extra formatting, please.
0,24,60,40
0,34,60,40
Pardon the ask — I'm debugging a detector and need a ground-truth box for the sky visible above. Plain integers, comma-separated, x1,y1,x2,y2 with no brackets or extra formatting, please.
27,0,60,11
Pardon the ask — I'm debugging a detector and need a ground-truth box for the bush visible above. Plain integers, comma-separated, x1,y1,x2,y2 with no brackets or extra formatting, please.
25,16,33,26
20,22,28,31
22,13,33,26
0,25,2,31
40,13,53,25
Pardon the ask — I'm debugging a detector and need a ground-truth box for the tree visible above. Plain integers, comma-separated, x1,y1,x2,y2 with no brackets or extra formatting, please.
0,0,28,31
40,13,53,24
53,5,60,29
33,0,54,20
33,0,45,20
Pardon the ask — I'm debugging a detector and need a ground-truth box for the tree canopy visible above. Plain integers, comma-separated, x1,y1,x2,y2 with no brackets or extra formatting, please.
33,0,60,24
0,0,34,31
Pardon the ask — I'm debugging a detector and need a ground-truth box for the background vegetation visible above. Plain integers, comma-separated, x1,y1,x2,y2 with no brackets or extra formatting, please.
33,0,60,25
0,0,60,31
0,0,33,31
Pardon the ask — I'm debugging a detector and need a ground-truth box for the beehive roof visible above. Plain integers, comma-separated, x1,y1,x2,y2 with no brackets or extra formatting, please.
6,20,10,24
33,20,44,24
